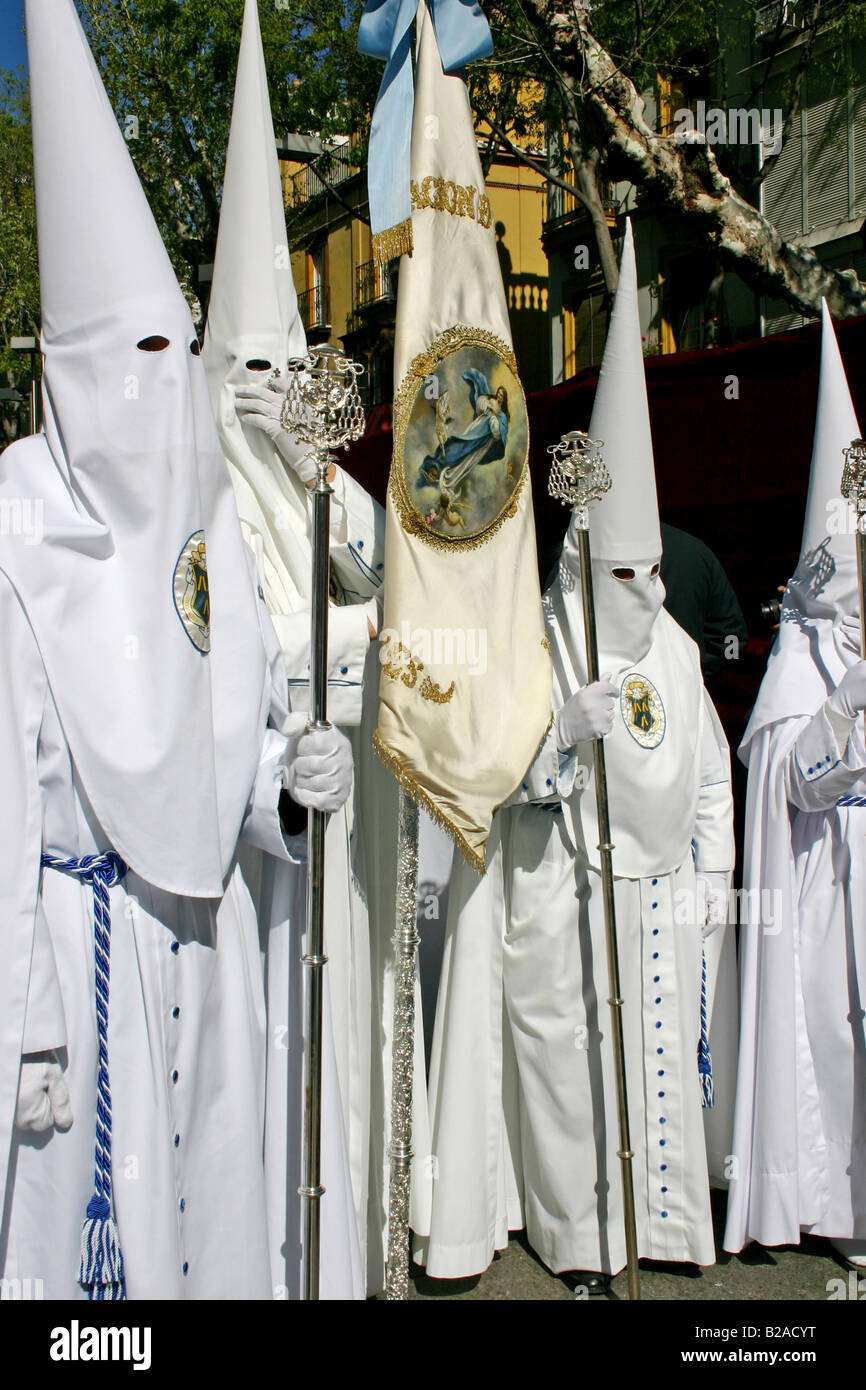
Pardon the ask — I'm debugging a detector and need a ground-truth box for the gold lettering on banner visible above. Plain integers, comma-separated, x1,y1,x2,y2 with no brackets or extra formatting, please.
455,184,476,219
420,674,456,704
380,636,455,705
411,176,484,226
381,635,421,688
440,180,457,213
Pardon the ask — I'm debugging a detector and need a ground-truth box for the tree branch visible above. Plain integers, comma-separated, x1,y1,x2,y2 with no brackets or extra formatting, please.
521,0,866,317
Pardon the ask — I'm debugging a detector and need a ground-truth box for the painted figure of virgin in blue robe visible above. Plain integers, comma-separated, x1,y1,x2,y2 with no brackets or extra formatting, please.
417,368,510,495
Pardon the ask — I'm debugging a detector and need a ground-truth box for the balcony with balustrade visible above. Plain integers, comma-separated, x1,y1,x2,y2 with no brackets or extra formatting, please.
296,284,331,338
542,178,619,239
285,148,354,210
345,258,396,340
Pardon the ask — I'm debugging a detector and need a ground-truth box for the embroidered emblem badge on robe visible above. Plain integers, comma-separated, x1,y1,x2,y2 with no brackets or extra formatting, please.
392,326,528,550
621,674,665,749
173,530,210,653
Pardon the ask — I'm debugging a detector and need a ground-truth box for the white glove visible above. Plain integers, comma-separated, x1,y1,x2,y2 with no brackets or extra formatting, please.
15,1052,73,1133
827,661,866,720
234,374,317,483
283,715,354,813
554,675,618,751
696,872,729,938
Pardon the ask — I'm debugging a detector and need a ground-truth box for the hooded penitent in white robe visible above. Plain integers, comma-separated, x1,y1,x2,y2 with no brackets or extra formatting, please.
415,223,736,1279
0,0,295,1300
200,0,426,1296
725,305,866,1256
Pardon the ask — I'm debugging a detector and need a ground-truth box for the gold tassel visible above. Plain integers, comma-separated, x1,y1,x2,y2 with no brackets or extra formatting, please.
371,218,414,265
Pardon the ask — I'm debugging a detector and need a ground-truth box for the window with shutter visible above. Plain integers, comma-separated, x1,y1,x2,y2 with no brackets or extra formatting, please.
763,296,804,335
852,84,866,219
762,116,804,239
805,67,850,231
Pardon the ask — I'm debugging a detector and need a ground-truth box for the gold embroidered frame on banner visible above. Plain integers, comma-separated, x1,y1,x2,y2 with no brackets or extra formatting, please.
390,324,528,553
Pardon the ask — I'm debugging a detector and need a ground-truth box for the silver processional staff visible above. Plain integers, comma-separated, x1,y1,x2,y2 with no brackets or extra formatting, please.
841,437,866,703
548,428,641,1302
279,346,366,1300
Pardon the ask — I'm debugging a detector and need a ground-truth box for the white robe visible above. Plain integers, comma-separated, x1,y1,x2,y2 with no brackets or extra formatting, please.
725,703,866,1251
415,645,736,1278
0,566,292,1300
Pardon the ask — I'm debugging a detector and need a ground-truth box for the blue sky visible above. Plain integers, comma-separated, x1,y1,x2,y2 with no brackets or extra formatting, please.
0,2,27,72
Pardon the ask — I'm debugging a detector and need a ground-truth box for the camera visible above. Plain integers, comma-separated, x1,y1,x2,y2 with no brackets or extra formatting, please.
760,598,782,625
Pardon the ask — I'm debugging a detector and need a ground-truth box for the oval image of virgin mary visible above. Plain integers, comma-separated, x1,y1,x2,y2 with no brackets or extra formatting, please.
400,337,528,543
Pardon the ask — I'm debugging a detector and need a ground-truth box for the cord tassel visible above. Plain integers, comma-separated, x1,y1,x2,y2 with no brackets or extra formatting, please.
41,851,128,1298
698,946,714,1109
79,1193,126,1300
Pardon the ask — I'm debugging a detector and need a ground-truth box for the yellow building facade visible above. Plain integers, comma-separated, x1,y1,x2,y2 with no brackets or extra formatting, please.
281,142,550,402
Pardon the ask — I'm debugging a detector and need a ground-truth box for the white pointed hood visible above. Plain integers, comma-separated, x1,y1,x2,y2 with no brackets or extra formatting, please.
585,219,661,563
203,0,305,367
0,0,268,896
543,220,715,879
202,0,313,614
787,300,859,620
558,219,664,671
742,302,863,751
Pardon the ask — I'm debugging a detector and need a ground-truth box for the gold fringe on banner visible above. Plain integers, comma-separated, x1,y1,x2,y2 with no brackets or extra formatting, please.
372,709,554,876
372,731,485,874
371,218,414,265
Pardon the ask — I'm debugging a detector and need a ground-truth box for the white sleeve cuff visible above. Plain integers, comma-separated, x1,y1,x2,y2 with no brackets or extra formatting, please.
272,606,371,729
240,729,302,862
505,719,568,805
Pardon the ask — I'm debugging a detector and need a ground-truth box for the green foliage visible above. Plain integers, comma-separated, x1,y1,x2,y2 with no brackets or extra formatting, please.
77,0,381,305
469,0,729,129
0,69,39,439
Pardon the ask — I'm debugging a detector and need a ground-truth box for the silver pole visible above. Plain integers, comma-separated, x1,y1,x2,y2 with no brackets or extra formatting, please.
277,349,366,1301
549,430,641,1300
385,788,420,1300
300,463,331,1302
841,438,866,726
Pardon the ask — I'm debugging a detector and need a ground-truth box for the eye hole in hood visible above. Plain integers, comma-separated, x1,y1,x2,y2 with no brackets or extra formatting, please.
612,567,636,581
137,335,170,352
189,339,201,356
245,358,272,371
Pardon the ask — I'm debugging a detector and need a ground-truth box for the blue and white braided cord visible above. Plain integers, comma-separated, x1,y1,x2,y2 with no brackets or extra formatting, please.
698,946,714,1109
41,851,128,1299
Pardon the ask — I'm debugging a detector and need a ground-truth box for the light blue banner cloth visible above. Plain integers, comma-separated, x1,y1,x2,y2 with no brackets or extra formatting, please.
358,0,493,248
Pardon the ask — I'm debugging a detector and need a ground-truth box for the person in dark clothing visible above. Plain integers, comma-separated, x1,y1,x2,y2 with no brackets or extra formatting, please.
660,523,748,680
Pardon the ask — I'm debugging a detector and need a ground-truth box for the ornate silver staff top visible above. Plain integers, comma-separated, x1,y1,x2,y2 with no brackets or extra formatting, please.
277,345,366,481
547,429,611,530
841,437,866,533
